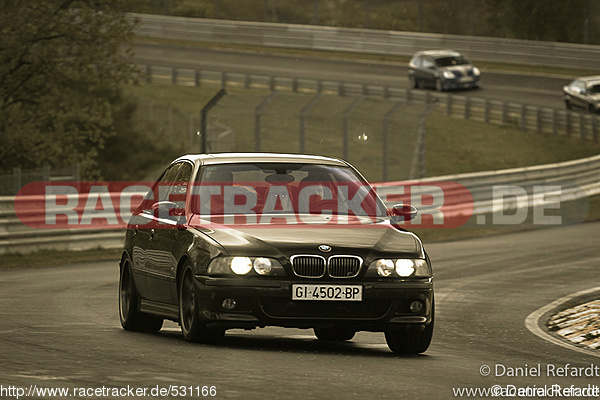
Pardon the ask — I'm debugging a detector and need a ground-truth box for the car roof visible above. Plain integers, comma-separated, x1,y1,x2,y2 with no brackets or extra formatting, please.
576,76,600,85
414,49,463,58
175,153,350,167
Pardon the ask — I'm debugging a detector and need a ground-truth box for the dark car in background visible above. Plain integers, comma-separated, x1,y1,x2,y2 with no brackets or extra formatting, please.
563,76,600,113
408,49,481,91
118,153,434,354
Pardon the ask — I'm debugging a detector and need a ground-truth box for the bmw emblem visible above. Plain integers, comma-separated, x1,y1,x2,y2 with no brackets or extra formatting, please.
318,244,332,253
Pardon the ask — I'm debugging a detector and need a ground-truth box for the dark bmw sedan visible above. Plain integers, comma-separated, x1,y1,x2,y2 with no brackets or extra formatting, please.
408,49,480,91
119,153,434,354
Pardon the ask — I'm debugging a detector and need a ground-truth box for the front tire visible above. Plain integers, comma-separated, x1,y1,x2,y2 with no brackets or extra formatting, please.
385,306,434,355
565,100,573,110
179,262,225,343
435,79,444,92
119,260,163,333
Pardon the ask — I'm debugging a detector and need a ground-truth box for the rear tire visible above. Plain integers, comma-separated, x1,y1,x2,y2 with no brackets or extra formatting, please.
119,260,163,333
314,328,356,342
179,262,225,343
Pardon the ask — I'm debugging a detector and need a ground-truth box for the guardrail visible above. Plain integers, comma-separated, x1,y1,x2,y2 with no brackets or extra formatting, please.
132,13,600,71
143,64,600,142
2,153,599,255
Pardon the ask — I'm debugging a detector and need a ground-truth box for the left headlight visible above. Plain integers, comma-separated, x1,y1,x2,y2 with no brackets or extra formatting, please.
442,70,456,79
207,256,285,276
472,67,481,76
368,258,431,278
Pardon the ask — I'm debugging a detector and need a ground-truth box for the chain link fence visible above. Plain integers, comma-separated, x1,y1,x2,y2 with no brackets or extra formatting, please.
0,165,80,196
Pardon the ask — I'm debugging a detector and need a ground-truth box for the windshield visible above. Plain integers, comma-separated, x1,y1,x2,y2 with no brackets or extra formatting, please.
435,56,470,67
193,162,388,220
588,84,600,94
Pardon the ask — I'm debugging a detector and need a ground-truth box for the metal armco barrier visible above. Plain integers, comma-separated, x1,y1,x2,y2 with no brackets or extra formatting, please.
142,65,600,142
2,154,599,255
131,13,600,71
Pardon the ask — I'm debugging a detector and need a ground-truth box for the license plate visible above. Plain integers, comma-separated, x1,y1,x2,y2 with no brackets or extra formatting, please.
460,76,474,83
292,284,363,301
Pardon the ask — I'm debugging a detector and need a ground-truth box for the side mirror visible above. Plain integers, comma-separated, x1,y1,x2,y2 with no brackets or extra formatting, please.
151,201,187,227
389,204,418,224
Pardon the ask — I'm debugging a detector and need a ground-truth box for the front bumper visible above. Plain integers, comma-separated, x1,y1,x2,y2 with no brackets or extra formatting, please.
193,276,434,332
443,76,480,90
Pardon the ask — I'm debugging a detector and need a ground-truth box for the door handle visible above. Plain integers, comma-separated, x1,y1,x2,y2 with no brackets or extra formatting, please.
150,228,155,240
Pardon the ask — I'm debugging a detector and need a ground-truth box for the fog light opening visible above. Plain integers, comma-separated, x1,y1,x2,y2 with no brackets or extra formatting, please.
409,300,424,314
221,298,237,311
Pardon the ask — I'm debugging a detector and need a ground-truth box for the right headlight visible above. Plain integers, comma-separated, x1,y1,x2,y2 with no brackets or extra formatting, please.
207,256,285,276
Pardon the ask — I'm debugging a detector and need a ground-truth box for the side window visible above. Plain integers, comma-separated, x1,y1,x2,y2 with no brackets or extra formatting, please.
422,57,434,69
156,162,184,202
173,162,193,196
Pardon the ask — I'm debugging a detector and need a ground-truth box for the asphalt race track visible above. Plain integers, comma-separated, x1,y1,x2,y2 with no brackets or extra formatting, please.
132,42,570,111
1,221,599,399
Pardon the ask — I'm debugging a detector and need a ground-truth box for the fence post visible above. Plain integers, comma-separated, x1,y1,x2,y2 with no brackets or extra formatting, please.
342,97,363,160
221,72,227,89
553,110,558,135
464,97,471,120
200,89,228,153
382,102,402,181
484,99,490,123
593,116,599,142
580,114,586,140
195,69,201,87
12,167,21,194
254,91,278,152
299,94,322,153
72,164,80,181
446,95,452,116
146,65,152,84
501,102,507,125
172,67,178,85
519,105,526,131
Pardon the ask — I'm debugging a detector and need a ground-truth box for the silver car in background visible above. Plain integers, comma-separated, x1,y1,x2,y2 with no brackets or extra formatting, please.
563,76,600,113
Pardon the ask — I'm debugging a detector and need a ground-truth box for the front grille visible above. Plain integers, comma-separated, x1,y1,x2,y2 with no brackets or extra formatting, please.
328,256,362,278
290,255,363,278
290,255,326,278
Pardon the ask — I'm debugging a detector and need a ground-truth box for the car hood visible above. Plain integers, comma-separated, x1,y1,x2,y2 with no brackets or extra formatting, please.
439,65,474,74
588,93,600,101
188,214,422,259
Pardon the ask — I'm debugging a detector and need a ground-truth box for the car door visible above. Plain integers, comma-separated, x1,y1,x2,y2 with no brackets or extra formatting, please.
139,162,186,304
127,165,180,300
147,161,194,305
420,56,436,87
